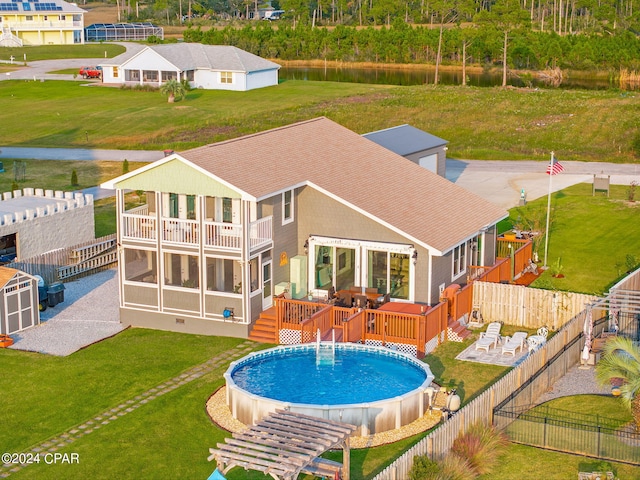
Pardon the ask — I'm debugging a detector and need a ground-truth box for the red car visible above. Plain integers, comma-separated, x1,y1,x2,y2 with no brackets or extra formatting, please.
79,66,102,79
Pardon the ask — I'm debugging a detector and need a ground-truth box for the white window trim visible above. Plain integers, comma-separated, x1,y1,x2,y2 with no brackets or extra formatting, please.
220,71,233,84
282,189,294,226
451,242,467,281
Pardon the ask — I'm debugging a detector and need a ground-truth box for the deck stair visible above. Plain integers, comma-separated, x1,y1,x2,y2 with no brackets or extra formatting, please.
447,318,472,342
248,307,277,344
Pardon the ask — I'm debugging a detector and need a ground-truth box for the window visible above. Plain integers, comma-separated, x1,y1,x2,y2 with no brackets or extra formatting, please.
220,71,233,84
185,70,194,81
249,257,259,293
113,66,119,78
123,249,157,284
282,189,293,225
143,70,158,82
162,71,177,81
164,253,199,288
26,15,33,21
59,15,65,20
206,257,241,293
222,197,233,223
452,242,467,278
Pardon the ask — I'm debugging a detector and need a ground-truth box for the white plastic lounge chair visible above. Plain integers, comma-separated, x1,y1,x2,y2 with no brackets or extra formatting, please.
501,331,528,356
475,322,502,352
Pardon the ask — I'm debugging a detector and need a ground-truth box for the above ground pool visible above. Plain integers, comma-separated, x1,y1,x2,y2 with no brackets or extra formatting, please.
224,343,434,436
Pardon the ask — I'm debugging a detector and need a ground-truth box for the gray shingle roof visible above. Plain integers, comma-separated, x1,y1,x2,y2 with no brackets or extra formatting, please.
104,43,280,73
363,125,448,156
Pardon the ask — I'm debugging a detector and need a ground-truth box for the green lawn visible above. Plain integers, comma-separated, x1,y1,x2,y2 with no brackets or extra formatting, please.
0,44,125,62
483,395,640,479
1,80,640,162
0,327,510,480
501,183,640,294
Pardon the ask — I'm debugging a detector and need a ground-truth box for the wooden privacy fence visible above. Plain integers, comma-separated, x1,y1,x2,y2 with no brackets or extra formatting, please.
6,234,117,285
472,281,596,330
372,306,603,480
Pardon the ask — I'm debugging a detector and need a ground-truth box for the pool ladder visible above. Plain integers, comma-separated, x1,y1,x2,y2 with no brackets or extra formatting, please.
316,329,336,366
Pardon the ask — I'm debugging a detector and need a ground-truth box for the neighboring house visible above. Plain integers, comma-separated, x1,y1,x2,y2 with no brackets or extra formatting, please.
0,0,85,47
102,117,506,338
363,124,448,178
0,266,39,335
100,43,280,91
0,188,94,261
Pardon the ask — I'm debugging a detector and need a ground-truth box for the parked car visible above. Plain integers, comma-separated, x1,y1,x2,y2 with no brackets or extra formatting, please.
79,66,102,79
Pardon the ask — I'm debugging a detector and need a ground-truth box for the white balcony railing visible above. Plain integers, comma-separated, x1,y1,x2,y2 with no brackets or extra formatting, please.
249,216,272,250
122,214,156,241
162,218,199,245
7,21,82,29
204,221,242,250
122,212,272,251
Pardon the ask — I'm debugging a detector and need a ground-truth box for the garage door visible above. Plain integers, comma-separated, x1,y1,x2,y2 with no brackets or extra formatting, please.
419,154,438,173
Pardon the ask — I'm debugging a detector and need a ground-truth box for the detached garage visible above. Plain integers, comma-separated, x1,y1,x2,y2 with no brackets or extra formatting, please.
363,125,449,178
0,267,39,335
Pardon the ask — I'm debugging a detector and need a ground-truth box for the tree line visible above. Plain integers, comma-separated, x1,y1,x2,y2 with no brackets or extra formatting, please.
183,20,640,72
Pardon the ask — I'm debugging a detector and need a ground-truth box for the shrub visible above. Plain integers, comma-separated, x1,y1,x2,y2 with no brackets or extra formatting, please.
450,423,508,476
11,181,19,192
122,159,129,174
70,169,78,186
437,455,476,480
628,180,637,202
409,455,440,479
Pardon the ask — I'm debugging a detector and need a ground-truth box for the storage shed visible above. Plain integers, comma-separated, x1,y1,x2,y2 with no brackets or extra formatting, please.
0,267,39,335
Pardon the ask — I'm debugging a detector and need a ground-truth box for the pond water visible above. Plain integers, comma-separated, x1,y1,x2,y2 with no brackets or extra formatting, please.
280,65,616,90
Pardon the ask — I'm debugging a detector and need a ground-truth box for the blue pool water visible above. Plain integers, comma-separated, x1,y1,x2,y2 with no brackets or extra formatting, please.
230,345,428,405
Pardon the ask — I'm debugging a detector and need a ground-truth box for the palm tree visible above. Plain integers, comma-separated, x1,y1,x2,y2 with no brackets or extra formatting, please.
160,79,186,103
595,336,640,431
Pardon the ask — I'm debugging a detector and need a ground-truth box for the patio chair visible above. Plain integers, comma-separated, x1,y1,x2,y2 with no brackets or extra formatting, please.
527,336,543,355
336,291,352,308
475,322,502,352
354,294,368,309
501,331,528,356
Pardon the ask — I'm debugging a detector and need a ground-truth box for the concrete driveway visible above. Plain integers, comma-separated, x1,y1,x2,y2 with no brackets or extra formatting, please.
447,159,640,210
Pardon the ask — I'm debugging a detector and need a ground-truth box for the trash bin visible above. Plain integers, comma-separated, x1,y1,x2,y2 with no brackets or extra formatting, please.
47,282,65,307
35,275,47,311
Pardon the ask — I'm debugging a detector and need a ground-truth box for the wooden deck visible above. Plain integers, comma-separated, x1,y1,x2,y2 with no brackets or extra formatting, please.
208,409,356,480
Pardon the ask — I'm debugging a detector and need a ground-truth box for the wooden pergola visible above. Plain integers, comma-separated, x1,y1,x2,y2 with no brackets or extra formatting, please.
208,409,357,480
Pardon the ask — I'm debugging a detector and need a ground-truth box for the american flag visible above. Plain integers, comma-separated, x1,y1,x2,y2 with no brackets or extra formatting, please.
546,156,565,175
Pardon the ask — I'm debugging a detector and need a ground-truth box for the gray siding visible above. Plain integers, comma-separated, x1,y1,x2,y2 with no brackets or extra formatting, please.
120,308,250,337
297,186,437,304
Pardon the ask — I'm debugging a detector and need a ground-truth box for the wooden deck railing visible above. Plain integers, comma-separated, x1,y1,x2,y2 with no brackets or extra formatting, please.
275,298,450,357
300,305,334,343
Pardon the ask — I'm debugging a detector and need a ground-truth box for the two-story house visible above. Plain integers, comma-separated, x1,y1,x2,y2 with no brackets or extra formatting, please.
101,117,507,338
0,0,85,47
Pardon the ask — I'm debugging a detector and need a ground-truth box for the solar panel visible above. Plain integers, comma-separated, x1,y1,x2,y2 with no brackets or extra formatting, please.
0,2,19,9
23,2,31,9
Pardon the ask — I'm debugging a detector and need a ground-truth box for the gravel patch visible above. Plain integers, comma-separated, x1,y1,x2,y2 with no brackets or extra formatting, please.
535,364,611,405
8,268,124,356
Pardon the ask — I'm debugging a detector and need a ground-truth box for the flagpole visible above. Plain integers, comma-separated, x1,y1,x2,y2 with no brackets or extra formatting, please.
543,151,554,268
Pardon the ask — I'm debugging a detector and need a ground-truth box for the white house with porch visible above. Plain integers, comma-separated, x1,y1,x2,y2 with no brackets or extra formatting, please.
99,43,280,91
